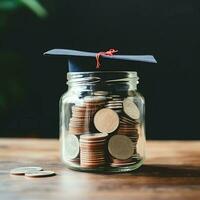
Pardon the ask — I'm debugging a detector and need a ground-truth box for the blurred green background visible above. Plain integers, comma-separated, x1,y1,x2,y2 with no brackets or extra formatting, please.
0,0,47,110
0,0,200,139
0,0,51,137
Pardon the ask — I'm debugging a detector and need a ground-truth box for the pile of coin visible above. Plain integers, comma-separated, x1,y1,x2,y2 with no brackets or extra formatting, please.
68,96,106,135
117,115,140,151
68,105,90,135
107,98,140,166
64,94,142,169
84,96,107,132
80,133,108,168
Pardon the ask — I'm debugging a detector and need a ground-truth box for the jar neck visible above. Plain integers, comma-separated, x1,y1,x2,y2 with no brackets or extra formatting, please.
67,71,139,92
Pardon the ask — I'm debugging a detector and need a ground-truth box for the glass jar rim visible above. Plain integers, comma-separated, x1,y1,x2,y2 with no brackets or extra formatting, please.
67,71,137,75
67,71,139,88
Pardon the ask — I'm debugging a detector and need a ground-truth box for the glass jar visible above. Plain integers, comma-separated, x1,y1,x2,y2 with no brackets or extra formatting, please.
60,71,145,173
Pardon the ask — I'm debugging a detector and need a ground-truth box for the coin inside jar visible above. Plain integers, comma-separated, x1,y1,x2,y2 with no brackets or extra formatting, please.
65,134,80,160
108,135,134,160
94,91,109,96
80,133,108,141
84,96,107,103
80,133,108,168
94,108,119,134
123,98,140,120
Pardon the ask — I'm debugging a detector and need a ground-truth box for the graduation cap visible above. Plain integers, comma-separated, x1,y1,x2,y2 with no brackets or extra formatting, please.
44,49,157,72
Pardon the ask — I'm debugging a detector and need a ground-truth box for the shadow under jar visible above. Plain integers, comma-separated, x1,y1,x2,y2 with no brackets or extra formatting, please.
60,71,145,173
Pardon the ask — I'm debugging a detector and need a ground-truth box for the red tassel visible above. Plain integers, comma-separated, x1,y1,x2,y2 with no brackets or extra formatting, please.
96,49,118,69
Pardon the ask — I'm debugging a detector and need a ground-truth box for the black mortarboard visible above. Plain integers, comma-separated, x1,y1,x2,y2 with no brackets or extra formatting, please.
44,49,157,72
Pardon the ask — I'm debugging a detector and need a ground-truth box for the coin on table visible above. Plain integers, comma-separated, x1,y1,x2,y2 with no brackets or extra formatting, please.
10,166,43,175
108,135,134,160
94,108,119,134
65,134,80,160
123,98,140,119
25,170,56,178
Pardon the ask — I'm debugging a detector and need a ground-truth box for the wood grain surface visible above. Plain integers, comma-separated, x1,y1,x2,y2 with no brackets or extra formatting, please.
0,139,200,200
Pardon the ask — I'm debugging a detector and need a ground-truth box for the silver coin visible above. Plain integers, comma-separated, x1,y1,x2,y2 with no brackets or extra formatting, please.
110,95,121,98
108,135,134,160
94,108,119,134
10,166,43,175
123,98,140,119
25,170,55,177
112,98,123,101
84,96,106,103
107,100,123,104
94,91,109,96
106,105,123,109
65,134,80,160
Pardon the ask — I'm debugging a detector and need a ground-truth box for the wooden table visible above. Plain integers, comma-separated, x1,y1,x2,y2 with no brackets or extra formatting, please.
0,139,200,200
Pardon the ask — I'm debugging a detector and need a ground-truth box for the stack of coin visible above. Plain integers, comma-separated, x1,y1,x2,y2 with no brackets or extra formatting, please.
117,115,140,153
68,104,90,135
105,97,141,167
118,116,140,136
80,133,108,168
84,96,107,132
121,97,140,144
105,95,123,113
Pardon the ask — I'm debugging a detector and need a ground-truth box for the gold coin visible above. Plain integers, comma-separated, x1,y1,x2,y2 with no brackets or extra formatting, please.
123,98,140,119
94,108,119,134
108,135,134,160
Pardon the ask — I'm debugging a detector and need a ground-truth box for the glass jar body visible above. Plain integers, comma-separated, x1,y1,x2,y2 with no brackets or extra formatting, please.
60,71,145,173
